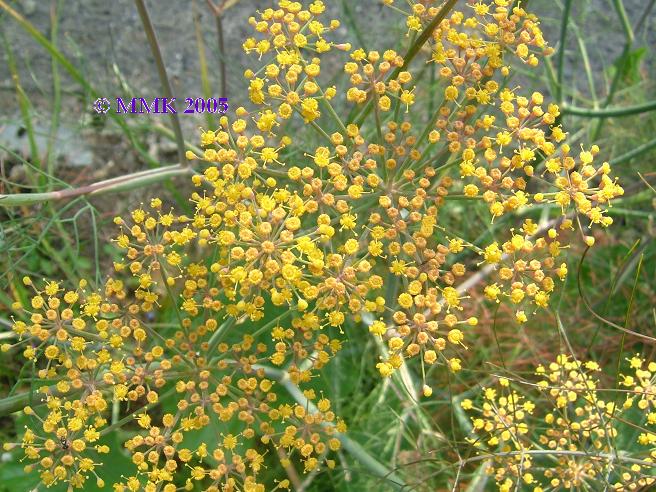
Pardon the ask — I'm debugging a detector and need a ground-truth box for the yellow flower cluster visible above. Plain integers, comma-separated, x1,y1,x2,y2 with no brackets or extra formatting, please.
463,355,656,491
18,400,109,489
120,377,343,490
5,276,343,491
3,0,627,489
223,0,622,383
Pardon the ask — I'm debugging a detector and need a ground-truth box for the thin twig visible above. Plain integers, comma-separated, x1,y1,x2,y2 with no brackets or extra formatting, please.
578,246,656,344
457,449,656,468
274,446,303,491
354,0,458,126
206,0,228,98
555,0,573,103
134,0,186,165
0,164,192,207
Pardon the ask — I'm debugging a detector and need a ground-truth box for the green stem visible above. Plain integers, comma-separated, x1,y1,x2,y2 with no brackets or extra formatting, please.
0,383,70,416
610,137,656,165
193,0,215,129
373,92,384,149
609,253,643,451
206,317,236,355
208,312,292,365
354,0,458,126
556,0,573,103
46,0,62,191
569,20,597,106
612,0,634,44
134,0,186,165
563,99,656,117
216,14,227,99
39,237,79,285
44,0,80,278
99,388,175,436
319,86,348,134
0,392,34,416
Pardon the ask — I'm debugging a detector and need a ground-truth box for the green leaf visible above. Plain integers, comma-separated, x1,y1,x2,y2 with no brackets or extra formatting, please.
612,47,647,85
0,460,42,492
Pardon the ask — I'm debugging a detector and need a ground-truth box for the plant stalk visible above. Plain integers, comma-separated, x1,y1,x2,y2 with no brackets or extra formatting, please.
353,0,458,126
134,0,186,165
0,164,191,207
563,100,656,118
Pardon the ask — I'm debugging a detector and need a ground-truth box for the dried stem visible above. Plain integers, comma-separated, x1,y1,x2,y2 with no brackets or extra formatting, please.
0,164,192,207
206,0,229,98
134,0,186,165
